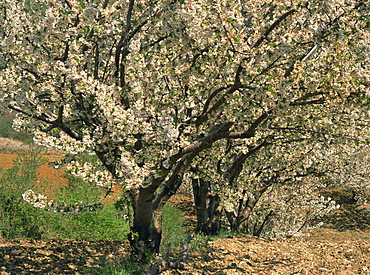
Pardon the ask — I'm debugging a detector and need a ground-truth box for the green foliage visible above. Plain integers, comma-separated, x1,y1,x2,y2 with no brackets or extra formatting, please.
0,151,129,241
0,152,46,239
0,113,32,142
40,204,129,241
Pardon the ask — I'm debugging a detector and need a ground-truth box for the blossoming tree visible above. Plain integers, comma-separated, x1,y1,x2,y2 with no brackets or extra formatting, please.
1,0,369,261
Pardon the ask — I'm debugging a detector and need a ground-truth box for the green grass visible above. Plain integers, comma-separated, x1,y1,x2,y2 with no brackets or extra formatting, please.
161,203,190,259
86,259,145,275
0,113,33,143
0,151,46,239
0,151,129,241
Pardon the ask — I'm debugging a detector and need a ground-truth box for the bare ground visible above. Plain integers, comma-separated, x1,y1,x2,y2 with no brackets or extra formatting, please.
163,190,370,275
178,231,370,275
1,229,369,275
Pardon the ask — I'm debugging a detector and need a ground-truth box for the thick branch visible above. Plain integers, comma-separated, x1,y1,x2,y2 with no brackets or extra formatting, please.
239,107,274,138
253,9,296,48
196,64,244,127
201,86,230,115
153,153,196,209
181,123,234,155
224,140,270,186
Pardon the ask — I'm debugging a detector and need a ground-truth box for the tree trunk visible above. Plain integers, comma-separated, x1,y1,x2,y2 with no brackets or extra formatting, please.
192,178,222,235
224,203,253,232
224,184,272,232
129,186,164,262
129,155,196,262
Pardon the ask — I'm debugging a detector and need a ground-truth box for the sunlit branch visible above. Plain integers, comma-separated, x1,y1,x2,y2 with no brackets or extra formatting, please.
253,9,296,48
268,126,327,135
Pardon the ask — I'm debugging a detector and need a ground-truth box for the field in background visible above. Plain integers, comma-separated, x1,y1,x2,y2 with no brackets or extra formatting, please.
0,152,67,196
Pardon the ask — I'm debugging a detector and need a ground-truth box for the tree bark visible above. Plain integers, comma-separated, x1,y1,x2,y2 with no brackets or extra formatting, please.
129,186,162,261
129,154,196,261
192,178,222,235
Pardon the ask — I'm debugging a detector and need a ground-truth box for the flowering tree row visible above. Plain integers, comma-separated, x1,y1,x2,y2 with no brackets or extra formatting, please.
1,0,369,261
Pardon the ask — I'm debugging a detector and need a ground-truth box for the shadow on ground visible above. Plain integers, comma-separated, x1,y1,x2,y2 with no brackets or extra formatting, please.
0,239,129,275
320,188,370,231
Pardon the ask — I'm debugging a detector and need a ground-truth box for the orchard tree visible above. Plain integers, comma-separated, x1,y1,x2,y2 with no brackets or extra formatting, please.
321,142,370,204
1,0,369,262
193,136,342,237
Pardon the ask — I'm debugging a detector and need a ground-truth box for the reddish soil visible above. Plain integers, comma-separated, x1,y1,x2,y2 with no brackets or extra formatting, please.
0,153,121,201
0,153,68,198
0,153,67,182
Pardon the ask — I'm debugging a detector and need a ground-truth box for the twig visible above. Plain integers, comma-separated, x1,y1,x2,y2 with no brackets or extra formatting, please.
182,234,194,263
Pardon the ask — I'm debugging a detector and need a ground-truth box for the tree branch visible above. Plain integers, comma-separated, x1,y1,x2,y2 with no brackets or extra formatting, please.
268,125,327,135
196,63,244,127
8,104,53,124
224,140,270,186
181,123,234,155
253,9,296,48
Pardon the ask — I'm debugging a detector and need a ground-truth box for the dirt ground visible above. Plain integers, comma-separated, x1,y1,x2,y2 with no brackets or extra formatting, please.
0,153,67,182
0,152,121,201
1,228,369,275
163,190,370,275
180,231,370,275
0,153,369,274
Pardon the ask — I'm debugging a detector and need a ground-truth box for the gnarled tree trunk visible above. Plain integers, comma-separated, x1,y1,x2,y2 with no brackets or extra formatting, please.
128,187,163,261
224,184,271,233
129,154,196,262
192,178,223,235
